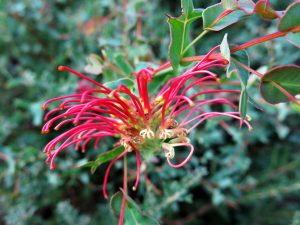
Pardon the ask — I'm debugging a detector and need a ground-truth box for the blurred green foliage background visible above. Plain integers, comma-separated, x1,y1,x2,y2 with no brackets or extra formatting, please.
0,0,300,224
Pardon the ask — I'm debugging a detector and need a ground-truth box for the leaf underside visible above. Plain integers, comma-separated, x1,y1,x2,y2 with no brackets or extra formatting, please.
260,66,300,104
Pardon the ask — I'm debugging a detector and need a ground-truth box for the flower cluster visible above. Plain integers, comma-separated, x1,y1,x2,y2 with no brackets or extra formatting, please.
42,46,252,198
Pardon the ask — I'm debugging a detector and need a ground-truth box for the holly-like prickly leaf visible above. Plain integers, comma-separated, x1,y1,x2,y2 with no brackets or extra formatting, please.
110,191,159,225
254,0,278,20
203,3,245,31
260,65,300,104
278,1,300,31
168,0,203,72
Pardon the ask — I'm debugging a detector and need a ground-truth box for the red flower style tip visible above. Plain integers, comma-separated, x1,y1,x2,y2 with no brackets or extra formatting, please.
42,46,252,200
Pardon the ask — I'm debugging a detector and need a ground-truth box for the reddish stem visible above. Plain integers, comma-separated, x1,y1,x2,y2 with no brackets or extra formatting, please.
102,150,127,199
231,26,300,53
137,9,142,40
123,0,128,26
153,27,300,76
232,31,288,53
231,57,263,78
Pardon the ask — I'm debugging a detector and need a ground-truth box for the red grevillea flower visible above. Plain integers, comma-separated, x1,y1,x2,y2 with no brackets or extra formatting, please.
42,46,251,223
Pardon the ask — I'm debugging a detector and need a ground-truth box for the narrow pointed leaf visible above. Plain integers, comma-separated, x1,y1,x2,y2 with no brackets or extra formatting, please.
239,89,248,119
82,146,125,174
220,34,230,62
260,65,300,104
220,33,232,77
228,50,250,118
95,146,125,165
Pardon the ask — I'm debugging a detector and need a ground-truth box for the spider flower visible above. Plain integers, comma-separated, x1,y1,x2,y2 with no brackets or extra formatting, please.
42,46,252,198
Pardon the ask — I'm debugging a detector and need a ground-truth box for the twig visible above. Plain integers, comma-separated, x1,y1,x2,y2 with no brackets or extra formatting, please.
163,203,214,225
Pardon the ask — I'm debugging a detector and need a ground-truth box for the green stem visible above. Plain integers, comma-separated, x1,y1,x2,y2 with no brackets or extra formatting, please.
182,30,209,56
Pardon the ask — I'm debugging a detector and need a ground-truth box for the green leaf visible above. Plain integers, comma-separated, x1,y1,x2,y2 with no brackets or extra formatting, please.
239,89,248,119
220,33,232,78
148,71,174,94
229,50,250,88
236,0,255,14
221,0,239,10
168,0,203,71
220,34,230,62
286,32,300,48
110,192,123,216
82,146,125,174
278,1,300,31
29,102,43,126
248,94,263,111
104,48,134,77
115,54,135,77
110,191,159,225
84,54,103,75
254,0,278,20
229,50,250,118
260,65,300,104
80,161,95,167
203,3,245,31
104,78,135,90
